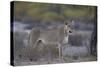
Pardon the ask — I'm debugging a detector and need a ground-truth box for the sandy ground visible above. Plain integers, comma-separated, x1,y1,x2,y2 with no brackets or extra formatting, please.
14,55,97,66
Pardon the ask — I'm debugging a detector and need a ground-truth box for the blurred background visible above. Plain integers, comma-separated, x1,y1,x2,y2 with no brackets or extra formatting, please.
12,1,96,30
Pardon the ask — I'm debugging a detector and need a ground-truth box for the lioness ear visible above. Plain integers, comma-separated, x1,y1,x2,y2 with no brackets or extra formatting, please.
64,21,68,25
71,20,75,26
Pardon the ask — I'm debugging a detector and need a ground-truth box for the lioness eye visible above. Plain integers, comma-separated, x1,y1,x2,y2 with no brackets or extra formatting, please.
68,25,70,27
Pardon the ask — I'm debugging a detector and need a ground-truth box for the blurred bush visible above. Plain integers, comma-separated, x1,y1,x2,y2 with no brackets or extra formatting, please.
13,1,96,23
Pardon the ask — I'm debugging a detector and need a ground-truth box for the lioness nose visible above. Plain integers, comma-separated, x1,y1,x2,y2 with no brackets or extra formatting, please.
69,30,72,33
